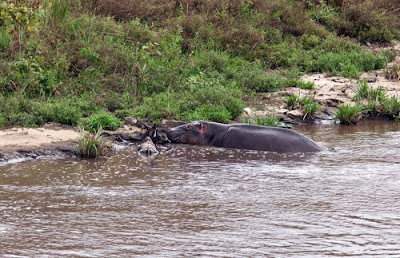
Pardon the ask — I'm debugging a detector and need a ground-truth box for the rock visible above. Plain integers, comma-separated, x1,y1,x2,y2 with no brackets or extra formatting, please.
275,108,290,118
105,125,147,141
360,73,377,83
124,116,138,126
287,109,304,119
243,107,255,117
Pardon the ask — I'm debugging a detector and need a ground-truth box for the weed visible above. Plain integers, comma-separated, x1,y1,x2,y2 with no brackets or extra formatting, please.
299,81,315,90
368,86,387,104
384,63,400,81
382,96,400,117
335,104,362,125
45,0,70,27
353,80,369,101
285,94,298,109
366,100,380,116
76,127,105,158
242,113,280,127
302,101,319,120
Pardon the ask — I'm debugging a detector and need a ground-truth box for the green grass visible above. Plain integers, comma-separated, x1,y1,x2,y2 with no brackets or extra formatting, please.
76,127,106,158
352,81,400,119
285,95,298,109
384,63,400,80
335,104,362,125
242,113,279,127
0,0,398,127
79,110,123,132
302,101,319,120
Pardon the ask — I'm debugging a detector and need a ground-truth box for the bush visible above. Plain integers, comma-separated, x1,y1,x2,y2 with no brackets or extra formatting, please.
80,110,123,132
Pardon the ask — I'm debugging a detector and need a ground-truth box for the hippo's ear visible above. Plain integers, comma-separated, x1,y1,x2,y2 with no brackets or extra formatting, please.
198,122,204,129
187,123,194,130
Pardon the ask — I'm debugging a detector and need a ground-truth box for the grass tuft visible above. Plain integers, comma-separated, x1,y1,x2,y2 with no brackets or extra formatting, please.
384,63,400,81
76,126,105,158
242,113,280,127
335,104,362,125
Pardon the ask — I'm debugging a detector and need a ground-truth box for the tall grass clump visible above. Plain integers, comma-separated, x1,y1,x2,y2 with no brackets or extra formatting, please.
285,94,298,110
335,104,362,125
299,96,319,120
353,80,369,101
383,96,400,118
76,127,105,158
45,0,70,27
384,63,400,81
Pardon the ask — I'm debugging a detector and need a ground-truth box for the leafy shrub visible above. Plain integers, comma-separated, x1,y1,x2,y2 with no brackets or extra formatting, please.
136,73,244,123
80,110,123,132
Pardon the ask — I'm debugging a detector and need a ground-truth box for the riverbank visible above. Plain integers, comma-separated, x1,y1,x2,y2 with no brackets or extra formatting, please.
0,123,80,164
242,41,400,124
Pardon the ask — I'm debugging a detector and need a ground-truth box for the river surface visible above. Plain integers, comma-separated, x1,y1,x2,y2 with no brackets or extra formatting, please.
1,121,400,257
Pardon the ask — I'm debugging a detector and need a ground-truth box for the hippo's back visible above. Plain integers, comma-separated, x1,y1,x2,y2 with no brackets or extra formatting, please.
221,125,322,153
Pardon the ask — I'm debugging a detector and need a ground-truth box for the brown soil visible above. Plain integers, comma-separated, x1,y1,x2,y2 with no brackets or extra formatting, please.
0,123,80,163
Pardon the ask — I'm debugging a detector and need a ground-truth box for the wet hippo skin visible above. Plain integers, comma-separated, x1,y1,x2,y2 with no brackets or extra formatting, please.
166,121,322,153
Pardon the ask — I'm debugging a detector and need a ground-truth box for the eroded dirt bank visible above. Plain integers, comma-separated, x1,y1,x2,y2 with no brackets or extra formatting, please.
0,123,80,164
243,41,400,123
0,119,178,165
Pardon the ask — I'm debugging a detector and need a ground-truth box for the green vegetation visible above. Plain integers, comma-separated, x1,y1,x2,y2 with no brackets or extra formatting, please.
0,0,399,127
285,94,319,119
384,63,400,80
76,127,107,158
285,95,298,110
79,110,123,132
335,104,362,125
243,113,279,127
348,81,400,121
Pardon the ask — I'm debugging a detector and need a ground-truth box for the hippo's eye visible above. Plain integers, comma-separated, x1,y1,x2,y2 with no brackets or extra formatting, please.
187,124,194,130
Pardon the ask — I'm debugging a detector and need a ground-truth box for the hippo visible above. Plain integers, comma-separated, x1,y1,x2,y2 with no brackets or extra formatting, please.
166,121,322,153
138,136,159,155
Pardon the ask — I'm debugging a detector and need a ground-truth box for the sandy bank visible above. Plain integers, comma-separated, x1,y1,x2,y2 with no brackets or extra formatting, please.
0,123,80,163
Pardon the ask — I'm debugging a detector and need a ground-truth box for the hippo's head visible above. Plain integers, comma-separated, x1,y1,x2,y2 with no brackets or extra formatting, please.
166,121,209,145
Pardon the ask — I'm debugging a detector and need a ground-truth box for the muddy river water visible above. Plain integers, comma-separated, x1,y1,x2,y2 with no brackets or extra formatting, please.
1,121,400,257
